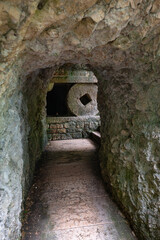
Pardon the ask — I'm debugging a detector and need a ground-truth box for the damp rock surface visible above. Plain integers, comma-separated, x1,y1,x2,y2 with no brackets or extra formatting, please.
0,1,160,240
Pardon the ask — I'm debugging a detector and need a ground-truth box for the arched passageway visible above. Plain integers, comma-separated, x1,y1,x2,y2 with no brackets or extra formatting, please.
22,68,136,239
0,1,160,240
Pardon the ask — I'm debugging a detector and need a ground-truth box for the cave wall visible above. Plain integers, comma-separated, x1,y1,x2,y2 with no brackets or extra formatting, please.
0,66,49,240
22,72,48,191
0,64,25,240
96,59,160,239
0,0,160,240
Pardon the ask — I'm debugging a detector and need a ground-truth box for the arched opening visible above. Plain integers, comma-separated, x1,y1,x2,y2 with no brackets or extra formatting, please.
1,1,160,240
21,66,136,240
46,68,100,141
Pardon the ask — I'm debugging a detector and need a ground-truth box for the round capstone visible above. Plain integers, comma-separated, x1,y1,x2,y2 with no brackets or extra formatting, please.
67,83,99,116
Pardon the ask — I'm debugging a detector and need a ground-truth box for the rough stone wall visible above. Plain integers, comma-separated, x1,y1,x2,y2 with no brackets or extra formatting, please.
22,72,48,191
0,64,24,240
47,116,100,140
0,0,160,240
0,66,49,240
97,62,160,240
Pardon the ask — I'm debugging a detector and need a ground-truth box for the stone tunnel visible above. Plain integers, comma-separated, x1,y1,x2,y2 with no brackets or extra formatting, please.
0,0,160,239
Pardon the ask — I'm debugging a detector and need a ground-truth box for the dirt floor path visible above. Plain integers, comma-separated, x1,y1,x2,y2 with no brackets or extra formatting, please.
22,139,136,240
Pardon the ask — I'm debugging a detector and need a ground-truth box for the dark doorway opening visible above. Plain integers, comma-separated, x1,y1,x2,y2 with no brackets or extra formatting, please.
46,83,73,116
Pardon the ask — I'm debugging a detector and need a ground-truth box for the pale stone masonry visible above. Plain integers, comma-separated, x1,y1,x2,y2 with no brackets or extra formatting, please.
47,116,100,140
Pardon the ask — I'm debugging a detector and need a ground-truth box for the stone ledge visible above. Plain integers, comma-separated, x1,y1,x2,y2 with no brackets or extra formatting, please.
47,116,100,123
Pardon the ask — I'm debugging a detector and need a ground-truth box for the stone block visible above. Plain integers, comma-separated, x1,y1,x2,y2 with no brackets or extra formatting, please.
56,124,64,129
52,70,98,83
89,121,98,129
48,129,57,134
67,128,75,133
71,133,82,139
76,122,84,128
84,122,90,130
58,128,66,133
75,128,82,132
65,133,72,139
69,122,76,128
64,123,70,128
50,124,58,129
60,134,71,140
52,134,61,140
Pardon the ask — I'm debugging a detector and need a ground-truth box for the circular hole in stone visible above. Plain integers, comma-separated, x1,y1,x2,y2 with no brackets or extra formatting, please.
80,94,92,106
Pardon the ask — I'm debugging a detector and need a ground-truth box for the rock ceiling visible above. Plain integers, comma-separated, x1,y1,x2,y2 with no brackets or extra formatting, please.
0,0,160,74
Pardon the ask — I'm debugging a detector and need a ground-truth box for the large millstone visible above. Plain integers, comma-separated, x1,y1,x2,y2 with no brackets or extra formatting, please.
67,83,98,116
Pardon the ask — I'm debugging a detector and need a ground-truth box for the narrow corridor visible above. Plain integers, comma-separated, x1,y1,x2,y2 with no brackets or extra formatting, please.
22,139,136,240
